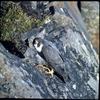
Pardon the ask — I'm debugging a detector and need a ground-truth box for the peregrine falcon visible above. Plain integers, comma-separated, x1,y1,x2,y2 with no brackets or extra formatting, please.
32,37,68,83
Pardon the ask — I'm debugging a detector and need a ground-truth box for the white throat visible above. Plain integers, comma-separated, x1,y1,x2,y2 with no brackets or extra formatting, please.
34,43,43,52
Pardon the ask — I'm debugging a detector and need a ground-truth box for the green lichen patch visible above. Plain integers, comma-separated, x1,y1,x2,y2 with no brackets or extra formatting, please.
0,1,45,41
0,2,33,41
0,1,48,56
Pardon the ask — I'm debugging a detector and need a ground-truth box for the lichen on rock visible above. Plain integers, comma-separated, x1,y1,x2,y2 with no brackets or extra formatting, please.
0,1,99,99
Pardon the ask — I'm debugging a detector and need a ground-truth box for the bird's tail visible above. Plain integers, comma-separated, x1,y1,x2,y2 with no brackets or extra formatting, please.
54,71,71,83
54,71,66,83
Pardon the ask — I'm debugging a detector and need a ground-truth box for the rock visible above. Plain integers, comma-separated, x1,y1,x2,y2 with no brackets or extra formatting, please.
81,1,99,54
0,1,99,99
0,44,43,98
20,1,37,17
20,1,53,19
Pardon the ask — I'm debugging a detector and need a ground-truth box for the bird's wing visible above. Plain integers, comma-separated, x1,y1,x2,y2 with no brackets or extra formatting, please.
44,40,65,62
42,44,66,75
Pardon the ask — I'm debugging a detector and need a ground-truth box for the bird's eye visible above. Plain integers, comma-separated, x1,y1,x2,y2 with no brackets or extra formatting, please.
37,42,40,47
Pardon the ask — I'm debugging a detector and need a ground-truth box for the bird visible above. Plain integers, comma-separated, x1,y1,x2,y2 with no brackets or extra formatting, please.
32,37,69,83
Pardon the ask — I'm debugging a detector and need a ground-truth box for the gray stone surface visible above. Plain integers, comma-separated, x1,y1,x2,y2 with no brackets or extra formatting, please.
0,1,99,99
81,1,99,54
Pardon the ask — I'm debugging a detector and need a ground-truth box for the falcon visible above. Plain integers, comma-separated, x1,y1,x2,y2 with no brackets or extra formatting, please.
32,37,69,83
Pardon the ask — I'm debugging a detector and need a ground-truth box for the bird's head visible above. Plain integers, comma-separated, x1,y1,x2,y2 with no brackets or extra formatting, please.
33,37,43,52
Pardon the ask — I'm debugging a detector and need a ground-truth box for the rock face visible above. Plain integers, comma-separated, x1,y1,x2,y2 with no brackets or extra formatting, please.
0,1,99,99
81,1,99,54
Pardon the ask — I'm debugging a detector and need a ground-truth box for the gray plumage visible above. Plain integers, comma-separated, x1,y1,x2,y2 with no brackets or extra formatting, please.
33,37,68,83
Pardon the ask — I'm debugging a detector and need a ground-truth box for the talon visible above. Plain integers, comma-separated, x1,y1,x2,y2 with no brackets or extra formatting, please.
36,64,54,77
36,64,44,67
45,68,54,77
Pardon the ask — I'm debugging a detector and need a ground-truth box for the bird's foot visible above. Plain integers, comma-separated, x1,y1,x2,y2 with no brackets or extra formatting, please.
44,67,54,77
36,64,54,77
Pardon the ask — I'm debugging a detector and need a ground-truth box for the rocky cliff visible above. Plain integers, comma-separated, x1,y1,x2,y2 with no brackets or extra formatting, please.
0,1,99,99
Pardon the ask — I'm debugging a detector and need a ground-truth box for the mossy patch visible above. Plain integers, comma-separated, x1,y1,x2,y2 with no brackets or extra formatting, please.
0,1,48,57
0,1,45,41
